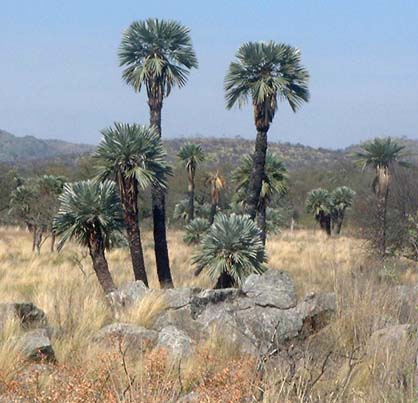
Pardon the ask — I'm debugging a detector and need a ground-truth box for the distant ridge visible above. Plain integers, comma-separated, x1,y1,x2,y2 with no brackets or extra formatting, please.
0,129,94,163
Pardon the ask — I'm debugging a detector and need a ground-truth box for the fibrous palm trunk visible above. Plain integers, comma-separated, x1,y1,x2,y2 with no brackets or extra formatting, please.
257,198,267,245
187,174,195,222
318,212,331,236
88,231,116,294
119,176,148,286
149,97,174,289
214,271,235,289
334,212,344,235
376,189,389,259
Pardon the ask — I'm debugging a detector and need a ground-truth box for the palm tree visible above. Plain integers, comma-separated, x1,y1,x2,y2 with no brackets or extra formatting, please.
183,218,210,245
94,123,171,287
331,186,355,235
205,171,226,224
178,143,205,222
354,137,410,257
305,188,333,235
119,18,198,288
225,41,309,221
193,214,266,288
53,180,123,294
233,152,288,243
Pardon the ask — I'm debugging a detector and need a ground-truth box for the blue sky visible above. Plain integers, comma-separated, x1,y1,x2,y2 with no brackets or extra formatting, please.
1,0,417,148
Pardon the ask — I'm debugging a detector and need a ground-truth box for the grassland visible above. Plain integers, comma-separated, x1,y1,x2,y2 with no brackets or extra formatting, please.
1,227,418,402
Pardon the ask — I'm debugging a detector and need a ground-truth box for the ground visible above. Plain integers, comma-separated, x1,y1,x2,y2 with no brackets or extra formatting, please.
0,227,418,402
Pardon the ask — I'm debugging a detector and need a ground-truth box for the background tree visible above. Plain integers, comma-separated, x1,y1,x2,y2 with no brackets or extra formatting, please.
178,143,205,222
354,137,410,258
206,171,225,224
95,123,171,287
193,214,266,288
53,180,123,294
331,186,355,235
225,41,309,221
305,188,333,235
233,152,288,242
119,18,198,287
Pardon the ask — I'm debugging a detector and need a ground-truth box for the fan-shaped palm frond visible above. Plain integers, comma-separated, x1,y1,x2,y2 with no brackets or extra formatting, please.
119,18,198,96
53,180,124,249
193,214,267,287
183,218,210,245
331,186,355,214
305,188,333,217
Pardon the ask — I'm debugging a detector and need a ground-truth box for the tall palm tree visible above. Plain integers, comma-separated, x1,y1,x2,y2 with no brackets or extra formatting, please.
193,214,266,288
178,143,205,222
331,186,355,235
94,123,171,287
305,188,333,236
225,41,309,221
205,171,225,225
119,18,198,287
233,152,288,243
53,180,123,294
354,137,410,257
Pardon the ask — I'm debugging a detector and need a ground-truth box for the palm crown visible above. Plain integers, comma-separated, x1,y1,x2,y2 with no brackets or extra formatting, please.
178,143,205,177
193,214,267,286
119,18,198,96
225,41,310,127
94,123,171,190
306,188,333,217
331,186,355,213
233,152,288,204
53,180,124,249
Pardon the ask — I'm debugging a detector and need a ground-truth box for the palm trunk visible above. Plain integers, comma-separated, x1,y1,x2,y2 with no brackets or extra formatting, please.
215,271,235,289
246,129,268,220
318,212,331,236
257,198,267,245
377,189,389,259
209,202,217,225
335,212,344,235
35,227,43,254
149,97,174,289
88,231,116,294
187,177,195,222
119,177,148,286
32,225,37,252
50,233,55,252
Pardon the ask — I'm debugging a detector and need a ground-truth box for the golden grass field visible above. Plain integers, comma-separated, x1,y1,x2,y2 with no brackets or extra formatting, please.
1,227,418,402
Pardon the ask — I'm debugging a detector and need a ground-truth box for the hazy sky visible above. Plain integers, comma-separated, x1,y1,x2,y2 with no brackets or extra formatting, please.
1,0,418,149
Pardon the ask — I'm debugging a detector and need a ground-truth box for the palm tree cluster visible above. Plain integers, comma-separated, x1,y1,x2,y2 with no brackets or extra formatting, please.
306,186,355,235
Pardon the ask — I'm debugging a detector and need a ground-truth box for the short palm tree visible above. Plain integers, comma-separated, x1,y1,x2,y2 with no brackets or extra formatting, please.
119,18,198,287
305,188,333,235
193,214,267,288
178,143,205,222
53,180,124,294
205,171,226,225
233,152,288,242
225,41,309,221
331,186,355,235
354,137,410,257
94,123,171,287
183,218,210,245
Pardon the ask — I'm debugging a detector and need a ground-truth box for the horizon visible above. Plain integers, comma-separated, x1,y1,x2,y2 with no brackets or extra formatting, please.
1,0,418,149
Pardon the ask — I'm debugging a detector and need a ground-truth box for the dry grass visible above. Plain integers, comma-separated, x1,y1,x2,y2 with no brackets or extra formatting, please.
1,226,418,401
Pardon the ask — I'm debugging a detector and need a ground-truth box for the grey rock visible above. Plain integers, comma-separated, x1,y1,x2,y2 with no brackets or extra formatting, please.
242,270,297,309
156,326,194,358
93,323,158,352
19,328,55,362
163,288,198,310
0,302,47,330
107,281,149,308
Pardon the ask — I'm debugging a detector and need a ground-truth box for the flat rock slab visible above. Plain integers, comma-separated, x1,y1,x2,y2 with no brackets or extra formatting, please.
20,328,56,363
156,325,194,358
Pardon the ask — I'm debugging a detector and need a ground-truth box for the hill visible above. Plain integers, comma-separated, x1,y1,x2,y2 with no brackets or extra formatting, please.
0,129,94,163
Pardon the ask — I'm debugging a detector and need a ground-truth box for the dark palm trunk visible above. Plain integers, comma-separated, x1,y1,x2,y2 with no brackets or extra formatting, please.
246,129,268,221
317,212,331,236
88,230,116,294
119,176,148,286
377,189,389,259
149,94,174,288
209,203,217,225
187,176,195,222
50,233,56,252
214,271,235,289
257,198,267,245
334,211,345,235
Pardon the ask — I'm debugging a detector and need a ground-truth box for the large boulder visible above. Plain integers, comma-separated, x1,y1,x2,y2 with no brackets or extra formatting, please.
156,325,194,358
242,270,297,309
107,281,148,308
0,302,47,330
19,328,56,363
93,323,158,352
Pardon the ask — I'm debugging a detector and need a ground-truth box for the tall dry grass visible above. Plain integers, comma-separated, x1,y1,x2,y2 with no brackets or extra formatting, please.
1,226,418,401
